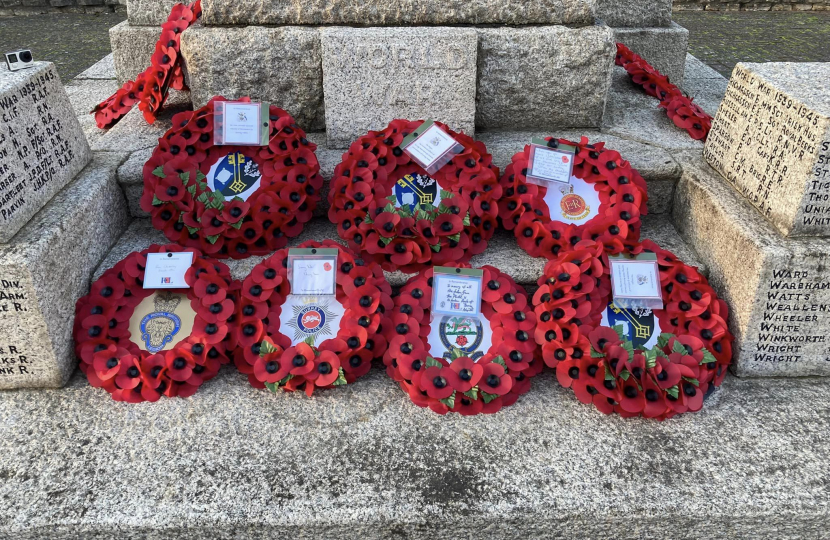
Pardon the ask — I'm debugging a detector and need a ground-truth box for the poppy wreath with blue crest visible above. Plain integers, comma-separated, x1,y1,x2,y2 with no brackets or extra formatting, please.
141,96,322,259
532,238,733,419
73,244,238,403
232,240,394,396
328,119,501,273
383,264,542,415
499,136,649,260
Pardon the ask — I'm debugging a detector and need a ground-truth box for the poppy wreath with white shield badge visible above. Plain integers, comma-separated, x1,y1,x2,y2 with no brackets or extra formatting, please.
328,119,501,273
73,244,237,403
141,96,322,259
232,240,394,396
383,264,542,415
532,238,733,420
499,136,649,260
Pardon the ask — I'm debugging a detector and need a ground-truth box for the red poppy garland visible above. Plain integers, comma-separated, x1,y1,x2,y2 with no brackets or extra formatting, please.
383,265,542,415
499,136,649,260
233,241,393,396
73,244,237,403
615,43,713,141
532,238,733,420
141,96,322,259
92,1,200,129
328,119,501,273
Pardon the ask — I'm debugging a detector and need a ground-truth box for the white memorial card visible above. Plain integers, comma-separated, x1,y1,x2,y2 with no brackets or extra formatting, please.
223,103,262,145
431,267,483,318
609,254,663,310
400,120,463,175
288,248,338,296
527,144,574,185
143,252,194,289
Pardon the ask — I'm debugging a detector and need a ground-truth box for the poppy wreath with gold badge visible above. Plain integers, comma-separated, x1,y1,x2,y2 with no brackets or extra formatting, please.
499,136,649,260
73,244,237,403
328,119,501,273
383,264,542,415
141,96,322,259
532,238,733,420
232,240,394,396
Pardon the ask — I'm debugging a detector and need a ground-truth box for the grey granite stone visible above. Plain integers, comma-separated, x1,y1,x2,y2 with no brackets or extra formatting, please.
126,0,179,25
475,26,615,131
109,20,164,86
1,367,829,538
201,0,594,26
673,153,830,377
680,77,728,117
322,27,477,149
684,53,724,81
613,22,690,84
64,78,122,149
181,25,324,131
0,152,130,389
596,0,672,27
0,61,92,243
74,53,116,80
704,62,830,238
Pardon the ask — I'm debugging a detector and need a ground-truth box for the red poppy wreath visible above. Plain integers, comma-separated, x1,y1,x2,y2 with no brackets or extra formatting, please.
328,119,501,273
499,136,649,260
383,265,542,415
73,244,237,403
233,240,394,396
141,96,322,259
532,238,733,420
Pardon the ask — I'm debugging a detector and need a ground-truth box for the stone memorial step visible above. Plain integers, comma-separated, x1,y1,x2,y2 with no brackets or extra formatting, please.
0,366,827,538
672,153,830,377
613,22,690,84
0,61,92,243
110,20,168,86
0,153,131,389
596,0,673,28
704,62,830,238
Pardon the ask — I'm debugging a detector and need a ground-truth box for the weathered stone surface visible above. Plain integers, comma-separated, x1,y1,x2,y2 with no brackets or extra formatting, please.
673,153,830,377
0,153,130,389
74,53,115,80
684,53,724,81
1,366,829,538
322,27,476,148
596,0,672,27
64,78,122,149
680,77,728,117
613,22,690,84
0,62,92,243
91,89,191,152
181,25,324,131
126,0,179,25
109,20,162,86
201,0,594,26
475,26,615,131
704,62,830,237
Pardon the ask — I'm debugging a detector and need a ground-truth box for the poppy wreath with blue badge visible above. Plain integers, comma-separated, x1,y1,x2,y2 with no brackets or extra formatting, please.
382,264,542,415
141,96,322,259
532,238,733,419
328,119,501,273
498,136,649,260
73,244,237,403
232,240,394,396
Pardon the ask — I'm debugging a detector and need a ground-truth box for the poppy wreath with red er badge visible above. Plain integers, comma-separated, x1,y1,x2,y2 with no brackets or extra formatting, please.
532,238,733,420
328,119,501,273
73,244,237,403
383,264,542,415
142,96,322,259
499,136,649,260
233,241,394,396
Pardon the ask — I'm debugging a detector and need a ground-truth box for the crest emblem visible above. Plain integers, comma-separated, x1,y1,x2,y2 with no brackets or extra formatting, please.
637,274,649,286
207,151,262,202
284,297,341,346
394,173,442,211
602,302,661,349
237,111,248,122
139,292,183,353
438,315,486,361
559,184,590,220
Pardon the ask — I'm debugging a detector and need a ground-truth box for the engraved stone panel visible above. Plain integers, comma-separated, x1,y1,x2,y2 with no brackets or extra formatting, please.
321,27,477,149
0,62,92,243
704,62,830,237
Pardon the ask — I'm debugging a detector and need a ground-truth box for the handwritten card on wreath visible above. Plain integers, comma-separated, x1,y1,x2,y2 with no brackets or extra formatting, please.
431,267,483,318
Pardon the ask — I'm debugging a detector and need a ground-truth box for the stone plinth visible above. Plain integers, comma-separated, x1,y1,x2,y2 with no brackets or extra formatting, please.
126,0,180,25
181,25,323,131
673,154,830,377
595,0,673,27
200,0,594,26
475,26,615,131
0,62,91,243
704,62,830,238
613,23,690,84
0,153,131,389
109,20,165,86
321,27,477,148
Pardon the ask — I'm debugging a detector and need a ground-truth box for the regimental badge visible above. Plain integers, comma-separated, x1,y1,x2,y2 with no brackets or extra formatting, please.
637,274,649,286
437,315,487,361
601,301,661,350
559,183,590,221
284,296,342,347
393,173,442,211
207,151,262,202
139,292,184,353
